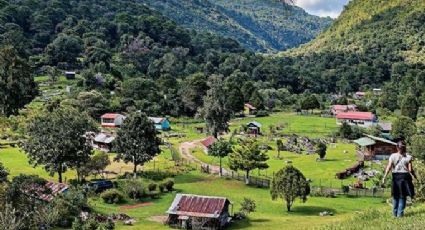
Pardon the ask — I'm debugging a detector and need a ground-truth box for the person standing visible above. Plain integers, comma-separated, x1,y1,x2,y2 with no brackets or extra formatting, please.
382,140,416,217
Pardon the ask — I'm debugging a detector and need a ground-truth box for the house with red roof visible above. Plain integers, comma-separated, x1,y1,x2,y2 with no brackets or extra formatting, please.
200,136,217,153
244,103,257,115
331,104,357,116
336,112,377,128
100,113,126,128
166,194,232,230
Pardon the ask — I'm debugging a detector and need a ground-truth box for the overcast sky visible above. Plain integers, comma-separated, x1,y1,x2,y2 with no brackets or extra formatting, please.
295,0,350,18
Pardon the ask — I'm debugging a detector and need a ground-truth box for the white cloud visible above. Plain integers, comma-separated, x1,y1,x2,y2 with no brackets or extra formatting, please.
294,0,350,18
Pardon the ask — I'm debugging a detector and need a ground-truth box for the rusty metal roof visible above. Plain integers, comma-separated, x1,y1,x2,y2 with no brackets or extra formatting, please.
200,136,217,148
24,181,69,202
167,194,230,218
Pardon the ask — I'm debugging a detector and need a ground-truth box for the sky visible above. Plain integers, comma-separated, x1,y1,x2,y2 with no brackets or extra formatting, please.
294,0,350,18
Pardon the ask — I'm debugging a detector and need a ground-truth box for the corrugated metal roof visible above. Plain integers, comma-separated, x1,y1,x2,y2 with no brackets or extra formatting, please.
24,181,69,202
201,136,217,148
354,137,376,147
167,194,230,218
366,135,397,145
149,117,166,124
101,113,123,119
247,121,262,128
94,133,116,144
336,112,375,120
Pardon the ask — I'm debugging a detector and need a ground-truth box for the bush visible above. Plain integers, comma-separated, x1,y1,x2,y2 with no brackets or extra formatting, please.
122,179,144,200
255,110,269,117
159,183,165,193
165,179,174,192
100,189,124,204
148,183,157,192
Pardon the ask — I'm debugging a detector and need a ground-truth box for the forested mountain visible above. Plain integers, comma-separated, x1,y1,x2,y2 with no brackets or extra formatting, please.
0,0,265,118
276,0,425,97
140,0,333,52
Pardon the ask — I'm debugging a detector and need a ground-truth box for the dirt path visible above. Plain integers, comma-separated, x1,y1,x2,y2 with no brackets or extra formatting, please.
179,140,228,175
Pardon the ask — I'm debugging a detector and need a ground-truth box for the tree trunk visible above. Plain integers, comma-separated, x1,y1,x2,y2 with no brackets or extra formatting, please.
277,149,280,159
245,170,250,185
58,163,63,183
219,157,222,177
286,200,292,212
133,161,138,179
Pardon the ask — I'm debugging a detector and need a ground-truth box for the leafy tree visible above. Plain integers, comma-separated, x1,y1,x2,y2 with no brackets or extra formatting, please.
410,135,425,162
208,139,232,177
80,152,111,180
271,165,310,212
401,91,419,120
276,139,285,159
0,162,8,183
367,125,383,137
76,90,109,118
249,90,265,110
180,73,209,116
300,94,320,112
22,106,97,182
315,142,327,159
0,46,38,116
229,139,269,184
45,34,83,66
391,116,417,141
114,112,162,177
239,197,256,217
338,122,352,139
202,75,231,138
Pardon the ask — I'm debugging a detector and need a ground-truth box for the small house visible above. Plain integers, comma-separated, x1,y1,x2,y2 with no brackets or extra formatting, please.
166,194,232,230
200,136,217,153
24,181,69,202
330,104,357,116
101,113,126,128
91,132,116,152
354,135,397,160
195,126,206,134
354,91,366,99
65,71,76,80
373,88,382,95
149,117,171,131
244,103,257,116
336,112,377,128
246,121,262,136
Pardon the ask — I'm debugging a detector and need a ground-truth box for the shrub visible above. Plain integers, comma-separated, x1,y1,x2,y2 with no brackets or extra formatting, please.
159,183,165,193
148,183,157,192
165,179,174,192
255,110,269,117
122,179,144,200
100,189,124,204
240,198,256,216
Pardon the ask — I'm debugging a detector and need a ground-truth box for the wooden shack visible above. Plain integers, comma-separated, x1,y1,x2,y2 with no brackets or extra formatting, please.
354,135,397,160
166,194,232,230
246,121,262,136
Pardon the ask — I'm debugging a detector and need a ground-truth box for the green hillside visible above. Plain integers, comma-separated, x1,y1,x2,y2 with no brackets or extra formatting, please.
140,0,333,52
275,0,425,94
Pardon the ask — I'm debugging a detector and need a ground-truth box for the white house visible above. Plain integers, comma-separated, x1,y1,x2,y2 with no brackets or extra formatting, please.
100,113,126,128
336,112,377,128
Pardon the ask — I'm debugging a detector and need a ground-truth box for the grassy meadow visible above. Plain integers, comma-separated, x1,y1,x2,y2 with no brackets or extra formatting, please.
91,172,387,230
0,112,402,229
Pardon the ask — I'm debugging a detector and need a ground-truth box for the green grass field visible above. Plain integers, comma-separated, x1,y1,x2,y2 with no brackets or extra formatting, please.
230,113,338,138
91,172,386,230
0,112,397,229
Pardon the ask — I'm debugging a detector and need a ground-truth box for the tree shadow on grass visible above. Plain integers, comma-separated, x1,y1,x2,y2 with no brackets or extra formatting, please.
228,218,271,229
289,206,337,216
174,173,211,184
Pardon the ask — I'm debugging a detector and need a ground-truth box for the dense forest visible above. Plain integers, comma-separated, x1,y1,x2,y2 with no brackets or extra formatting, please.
140,0,333,52
275,0,425,115
1,0,425,121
